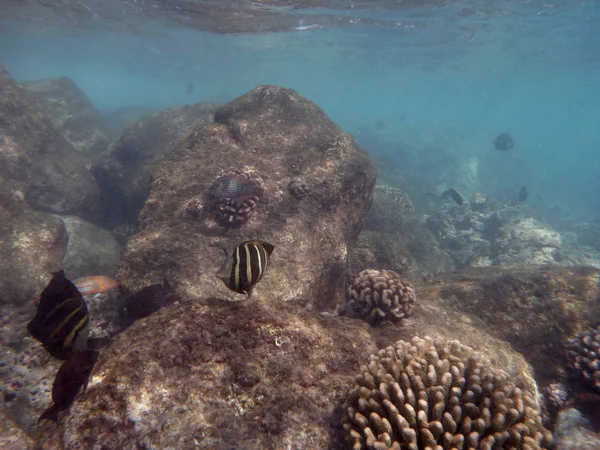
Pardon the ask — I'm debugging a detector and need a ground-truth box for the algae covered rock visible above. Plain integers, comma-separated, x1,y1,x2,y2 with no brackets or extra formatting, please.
0,178,68,308
91,101,216,230
428,265,600,384
117,85,376,308
38,300,378,449
59,215,122,280
23,76,110,154
0,65,98,214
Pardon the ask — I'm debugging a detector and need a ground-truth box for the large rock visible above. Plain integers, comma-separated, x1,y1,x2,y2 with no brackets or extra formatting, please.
22,77,110,154
424,265,600,384
59,215,122,280
99,106,156,143
36,289,538,449
0,178,68,309
0,65,98,214
117,86,376,308
91,102,216,230
351,184,452,280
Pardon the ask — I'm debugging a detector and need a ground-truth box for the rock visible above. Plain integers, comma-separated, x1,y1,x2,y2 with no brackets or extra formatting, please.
426,198,570,268
0,64,98,214
0,416,35,450
22,77,110,154
554,408,600,450
116,86,376,308
91,102,216,230
426,265,600,384
35,291,537,449
99,106,157,143
59,215,122,280
0,178,68,308
353,184,452,279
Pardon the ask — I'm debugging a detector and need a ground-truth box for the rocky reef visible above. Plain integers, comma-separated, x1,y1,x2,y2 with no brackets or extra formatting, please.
116,85,376,308
91,101,216,233
2,78,600,448
22,77,110,154
0,65,98,214
425,194,600,270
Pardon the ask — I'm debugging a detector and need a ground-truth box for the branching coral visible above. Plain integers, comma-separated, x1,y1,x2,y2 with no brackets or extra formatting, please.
342,336,552,450
566,325,600,393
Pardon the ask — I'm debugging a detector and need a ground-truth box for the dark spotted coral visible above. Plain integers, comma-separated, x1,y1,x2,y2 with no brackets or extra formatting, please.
342,336,553,450
288,179,310,199
208,166,263,227
566,325,600,394
342,269,415,325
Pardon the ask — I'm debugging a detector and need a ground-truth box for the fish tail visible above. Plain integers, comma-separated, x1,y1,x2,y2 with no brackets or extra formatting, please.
38,404,59,423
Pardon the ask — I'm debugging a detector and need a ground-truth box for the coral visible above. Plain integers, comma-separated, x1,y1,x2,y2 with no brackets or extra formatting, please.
288,179,310,198
208,166,264,227
566,325,600,394
341,269,416,325
342,336,553,450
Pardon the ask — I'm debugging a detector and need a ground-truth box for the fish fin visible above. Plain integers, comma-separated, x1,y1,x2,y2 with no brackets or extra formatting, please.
215,261,232,283
246,286,253,297
38,404,59,423
260,242,275,256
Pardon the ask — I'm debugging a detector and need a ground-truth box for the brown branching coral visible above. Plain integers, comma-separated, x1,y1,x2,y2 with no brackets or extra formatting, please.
566,325,600,394
342,269,416,325
342,336,553,450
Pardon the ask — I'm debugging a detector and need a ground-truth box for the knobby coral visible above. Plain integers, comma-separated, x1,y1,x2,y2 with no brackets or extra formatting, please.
566,325,600,394
342,336,552,450
342,269,416,325
208,166,263,227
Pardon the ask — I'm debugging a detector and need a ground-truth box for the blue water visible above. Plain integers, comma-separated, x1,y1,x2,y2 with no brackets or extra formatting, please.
1,0,599,217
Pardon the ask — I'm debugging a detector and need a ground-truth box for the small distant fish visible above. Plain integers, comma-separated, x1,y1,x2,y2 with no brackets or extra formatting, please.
27,271,90,360
216,240,274,297
441,188,464,205
494,133,514,151
125,277,172,321
38,349,99,423
518,186,528,202
73,276,120,296
186,82,194,96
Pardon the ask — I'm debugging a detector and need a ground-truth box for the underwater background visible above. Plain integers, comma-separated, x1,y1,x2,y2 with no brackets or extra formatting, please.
2,1,600,449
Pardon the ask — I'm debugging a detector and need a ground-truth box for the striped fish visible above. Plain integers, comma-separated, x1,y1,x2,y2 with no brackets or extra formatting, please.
73,276,120,296
27,271,90,360
216,240,274,297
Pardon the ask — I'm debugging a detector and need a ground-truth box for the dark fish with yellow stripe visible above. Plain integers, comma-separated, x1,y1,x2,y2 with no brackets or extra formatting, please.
216,240,274,297
38,348,99,423
27,270,90,360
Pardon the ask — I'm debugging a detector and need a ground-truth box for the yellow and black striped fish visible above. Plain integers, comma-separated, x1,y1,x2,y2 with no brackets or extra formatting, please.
216,240,274,297
27,270,90,360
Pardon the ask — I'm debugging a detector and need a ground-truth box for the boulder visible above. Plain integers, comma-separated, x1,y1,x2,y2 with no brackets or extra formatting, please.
0,65,98,214
116,86,376,309
99,106,156,143
351,184,452,280
425,265,600,384
0,177,68,309
22,77,110,154
59,215,122,280
91,102,216,230
36,290,537,449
